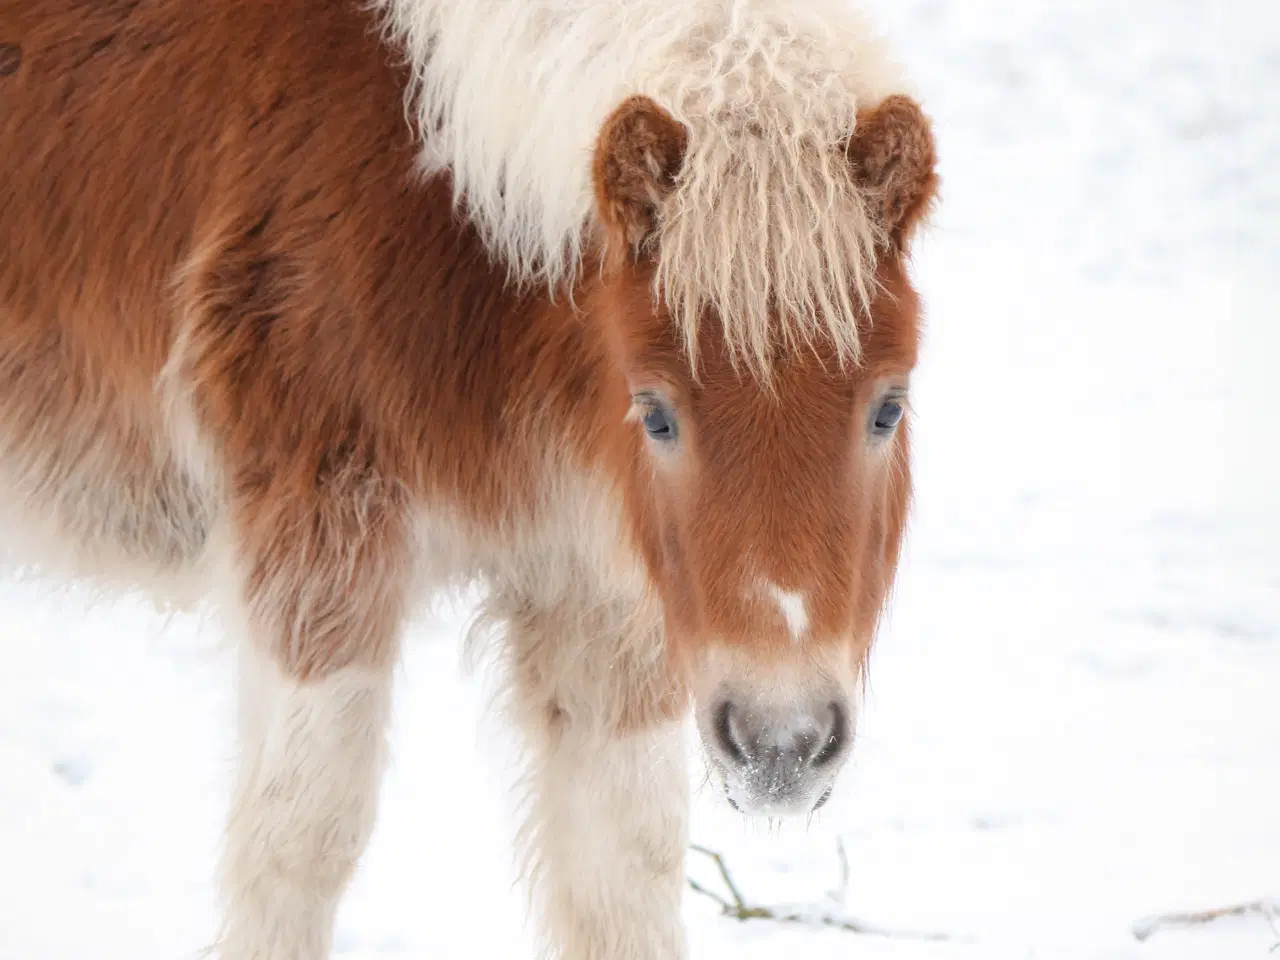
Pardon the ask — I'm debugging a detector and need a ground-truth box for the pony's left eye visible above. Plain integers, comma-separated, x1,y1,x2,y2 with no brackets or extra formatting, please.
871,397,905,437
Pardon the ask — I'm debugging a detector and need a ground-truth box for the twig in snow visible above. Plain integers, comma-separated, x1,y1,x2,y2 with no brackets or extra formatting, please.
1132,898,1280,943
824,837,851,906
686,842,952,942
689,844,751,912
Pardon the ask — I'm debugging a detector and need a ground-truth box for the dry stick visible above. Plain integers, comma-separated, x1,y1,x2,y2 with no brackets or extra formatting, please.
687,842,952,942
1132,898,1280,943
827,836,851,905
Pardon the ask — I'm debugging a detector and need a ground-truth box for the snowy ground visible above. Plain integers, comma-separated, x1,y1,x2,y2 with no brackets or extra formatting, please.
3,1,1278,957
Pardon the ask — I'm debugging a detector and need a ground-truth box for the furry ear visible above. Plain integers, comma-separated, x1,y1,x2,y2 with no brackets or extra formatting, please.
592,96,688,261
846,94,938,251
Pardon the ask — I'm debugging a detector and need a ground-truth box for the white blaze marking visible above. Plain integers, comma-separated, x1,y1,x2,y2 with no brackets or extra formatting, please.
761,581,809,642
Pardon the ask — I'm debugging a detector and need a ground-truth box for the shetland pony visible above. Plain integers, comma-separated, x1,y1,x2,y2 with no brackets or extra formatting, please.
0,0,937,957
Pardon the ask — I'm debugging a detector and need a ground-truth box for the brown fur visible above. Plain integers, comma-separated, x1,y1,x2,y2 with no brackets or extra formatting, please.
0,2,937,956
590,96,921,669
593,96,689,257
847,93,940,250
0,41,19,75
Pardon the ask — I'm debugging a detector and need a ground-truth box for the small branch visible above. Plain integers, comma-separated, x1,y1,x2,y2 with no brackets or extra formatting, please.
689,844,749,911
687,842,952,942
826,837,851,907
685,878,736,915
1133,898,1280,943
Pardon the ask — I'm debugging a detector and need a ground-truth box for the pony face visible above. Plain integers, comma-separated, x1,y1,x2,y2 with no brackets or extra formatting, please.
592,95,937,815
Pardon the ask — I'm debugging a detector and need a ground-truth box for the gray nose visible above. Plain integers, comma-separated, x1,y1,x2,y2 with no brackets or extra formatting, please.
712,697,848,782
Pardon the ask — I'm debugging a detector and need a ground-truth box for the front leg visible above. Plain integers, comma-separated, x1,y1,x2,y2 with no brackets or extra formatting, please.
220,646,394,960
503,598,690,960
215,483,409,960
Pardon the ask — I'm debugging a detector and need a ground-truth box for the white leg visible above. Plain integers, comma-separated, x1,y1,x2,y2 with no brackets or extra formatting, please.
507,606,690,960
529,721,689,960
218,644,394,960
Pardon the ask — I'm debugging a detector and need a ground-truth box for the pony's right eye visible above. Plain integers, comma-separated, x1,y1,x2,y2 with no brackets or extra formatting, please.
640,402,675,441
633,393,678,443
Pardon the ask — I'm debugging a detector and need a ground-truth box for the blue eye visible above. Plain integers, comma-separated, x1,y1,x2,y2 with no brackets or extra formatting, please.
639,400,676,441
871,397,905,436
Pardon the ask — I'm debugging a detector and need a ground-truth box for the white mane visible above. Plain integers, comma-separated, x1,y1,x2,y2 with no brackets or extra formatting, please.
377,0,910,372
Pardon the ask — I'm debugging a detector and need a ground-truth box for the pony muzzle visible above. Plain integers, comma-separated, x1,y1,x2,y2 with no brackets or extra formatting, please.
700,688,851,816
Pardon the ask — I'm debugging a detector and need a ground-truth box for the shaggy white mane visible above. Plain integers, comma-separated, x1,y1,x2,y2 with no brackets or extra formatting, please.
377,0,910,372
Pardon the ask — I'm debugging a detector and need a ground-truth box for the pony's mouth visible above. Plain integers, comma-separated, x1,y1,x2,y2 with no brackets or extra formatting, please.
703,749,842,818
717,783,831,813
697,687,851,817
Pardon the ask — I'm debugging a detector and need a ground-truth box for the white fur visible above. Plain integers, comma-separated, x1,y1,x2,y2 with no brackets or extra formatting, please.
0,385,214,611
219,645,394,960
525,720,689,959
497,593,689,960
760,579,809,642
376,0,911,373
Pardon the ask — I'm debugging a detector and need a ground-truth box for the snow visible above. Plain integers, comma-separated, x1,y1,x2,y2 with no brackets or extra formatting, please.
2,0,1278,956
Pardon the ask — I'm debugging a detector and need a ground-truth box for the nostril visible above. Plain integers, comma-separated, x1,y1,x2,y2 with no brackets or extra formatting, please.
811,701,847,768
713,700,750,767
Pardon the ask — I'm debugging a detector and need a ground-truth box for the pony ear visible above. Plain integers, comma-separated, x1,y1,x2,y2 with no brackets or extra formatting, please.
592,96,688,261
845,94,938,252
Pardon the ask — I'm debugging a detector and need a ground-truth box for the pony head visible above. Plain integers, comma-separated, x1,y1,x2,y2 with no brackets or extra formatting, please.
590,92,937,815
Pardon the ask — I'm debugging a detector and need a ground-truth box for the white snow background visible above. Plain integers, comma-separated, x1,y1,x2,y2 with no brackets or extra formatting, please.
2,0,1278,957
